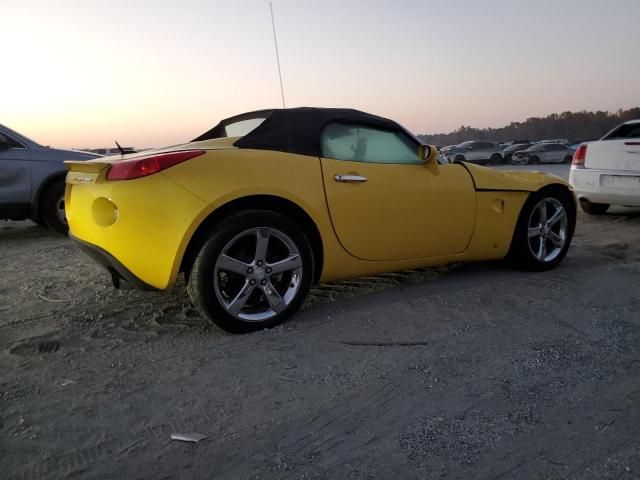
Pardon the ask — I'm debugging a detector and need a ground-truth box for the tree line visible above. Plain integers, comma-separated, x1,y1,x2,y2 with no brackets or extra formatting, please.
417,107,640,147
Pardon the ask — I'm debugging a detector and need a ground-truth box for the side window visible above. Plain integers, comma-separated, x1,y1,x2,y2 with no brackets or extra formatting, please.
321,123,421,165
223,118,266,137
0,132,25,149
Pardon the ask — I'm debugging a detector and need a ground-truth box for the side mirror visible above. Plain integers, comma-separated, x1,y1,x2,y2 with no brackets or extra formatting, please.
419,144,438,165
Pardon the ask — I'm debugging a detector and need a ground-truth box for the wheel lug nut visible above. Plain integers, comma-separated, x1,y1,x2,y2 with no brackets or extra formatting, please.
261,279,267,286
257,261,263,267
265,267,272,274
249,279,256,285
247,267,253,274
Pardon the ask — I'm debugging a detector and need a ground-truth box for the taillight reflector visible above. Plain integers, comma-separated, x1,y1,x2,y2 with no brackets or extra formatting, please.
572,144,587,168
106,150,205,180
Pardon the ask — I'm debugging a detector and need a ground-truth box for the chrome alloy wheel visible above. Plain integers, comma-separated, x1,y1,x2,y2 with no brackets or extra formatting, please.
527,197,568,263
213,227,303,321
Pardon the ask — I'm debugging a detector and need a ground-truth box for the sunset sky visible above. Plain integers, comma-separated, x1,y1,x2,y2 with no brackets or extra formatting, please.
2,0,638,149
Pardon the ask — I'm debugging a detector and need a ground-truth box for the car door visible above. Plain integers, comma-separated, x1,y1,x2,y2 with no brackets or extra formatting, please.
466,142,482,161
0,131,31,216
320,123,476,261
556,145,570,162
541,144,554,162
549,145,565,163
536,145,550,163
475,142,491,162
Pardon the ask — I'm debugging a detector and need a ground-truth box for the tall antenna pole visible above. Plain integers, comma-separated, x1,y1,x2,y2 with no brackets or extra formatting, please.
269,2,286,109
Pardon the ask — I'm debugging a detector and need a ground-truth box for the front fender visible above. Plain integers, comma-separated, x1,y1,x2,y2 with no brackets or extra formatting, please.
459,162,571,192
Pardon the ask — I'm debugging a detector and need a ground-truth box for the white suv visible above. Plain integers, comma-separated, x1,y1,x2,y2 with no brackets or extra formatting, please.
569,120,640,214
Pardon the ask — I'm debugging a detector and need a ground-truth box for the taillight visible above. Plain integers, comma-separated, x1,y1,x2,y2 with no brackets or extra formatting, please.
572,144,587,168
106,150,205,180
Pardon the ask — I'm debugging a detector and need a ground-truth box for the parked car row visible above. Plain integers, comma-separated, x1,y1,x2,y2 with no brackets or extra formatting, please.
441,139,578,165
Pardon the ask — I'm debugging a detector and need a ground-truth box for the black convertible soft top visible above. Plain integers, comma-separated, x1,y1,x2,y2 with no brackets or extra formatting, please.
192,107,421,157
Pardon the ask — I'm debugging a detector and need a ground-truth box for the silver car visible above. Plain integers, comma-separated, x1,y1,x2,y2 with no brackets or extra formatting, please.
0,124,101,233
443,141,504,165
511,143,574,165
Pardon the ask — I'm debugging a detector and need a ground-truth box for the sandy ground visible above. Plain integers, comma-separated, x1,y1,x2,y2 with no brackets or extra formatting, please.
1,165,639,479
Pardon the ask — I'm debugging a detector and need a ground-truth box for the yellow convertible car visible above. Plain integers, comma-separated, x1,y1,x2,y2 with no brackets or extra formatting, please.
65,108,576,332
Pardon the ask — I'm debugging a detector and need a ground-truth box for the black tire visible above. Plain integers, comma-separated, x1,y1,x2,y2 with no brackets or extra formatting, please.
507,187,576,271
40,181,68,234
580,200,609,215
563,155,572,164
490,154,502,165
530,156,540,165
187,209,314,333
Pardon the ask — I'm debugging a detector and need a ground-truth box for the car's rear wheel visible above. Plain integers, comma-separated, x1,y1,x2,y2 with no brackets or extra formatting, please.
508,188,575,271
187,210,314,333
579,200,609,215
40,181,68,234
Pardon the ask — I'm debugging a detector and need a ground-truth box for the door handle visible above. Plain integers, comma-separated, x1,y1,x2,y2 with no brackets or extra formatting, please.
334,174,367,183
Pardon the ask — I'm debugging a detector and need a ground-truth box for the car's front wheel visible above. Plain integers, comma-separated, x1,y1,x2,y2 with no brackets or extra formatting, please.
187,210,314,333
508,188,575,271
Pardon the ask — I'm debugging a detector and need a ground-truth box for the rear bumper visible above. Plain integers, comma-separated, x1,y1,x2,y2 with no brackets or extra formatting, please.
70,233,157,291
570,168,640,207
65,170,207,289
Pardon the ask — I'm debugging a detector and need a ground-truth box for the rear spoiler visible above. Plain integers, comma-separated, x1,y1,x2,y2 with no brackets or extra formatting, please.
64,160,111,173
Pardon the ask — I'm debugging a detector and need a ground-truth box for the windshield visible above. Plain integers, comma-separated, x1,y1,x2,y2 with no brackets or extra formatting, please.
602,122,640,140
506,143,529,152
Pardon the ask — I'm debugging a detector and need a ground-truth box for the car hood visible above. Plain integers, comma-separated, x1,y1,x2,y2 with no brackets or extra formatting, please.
460,162,571,192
